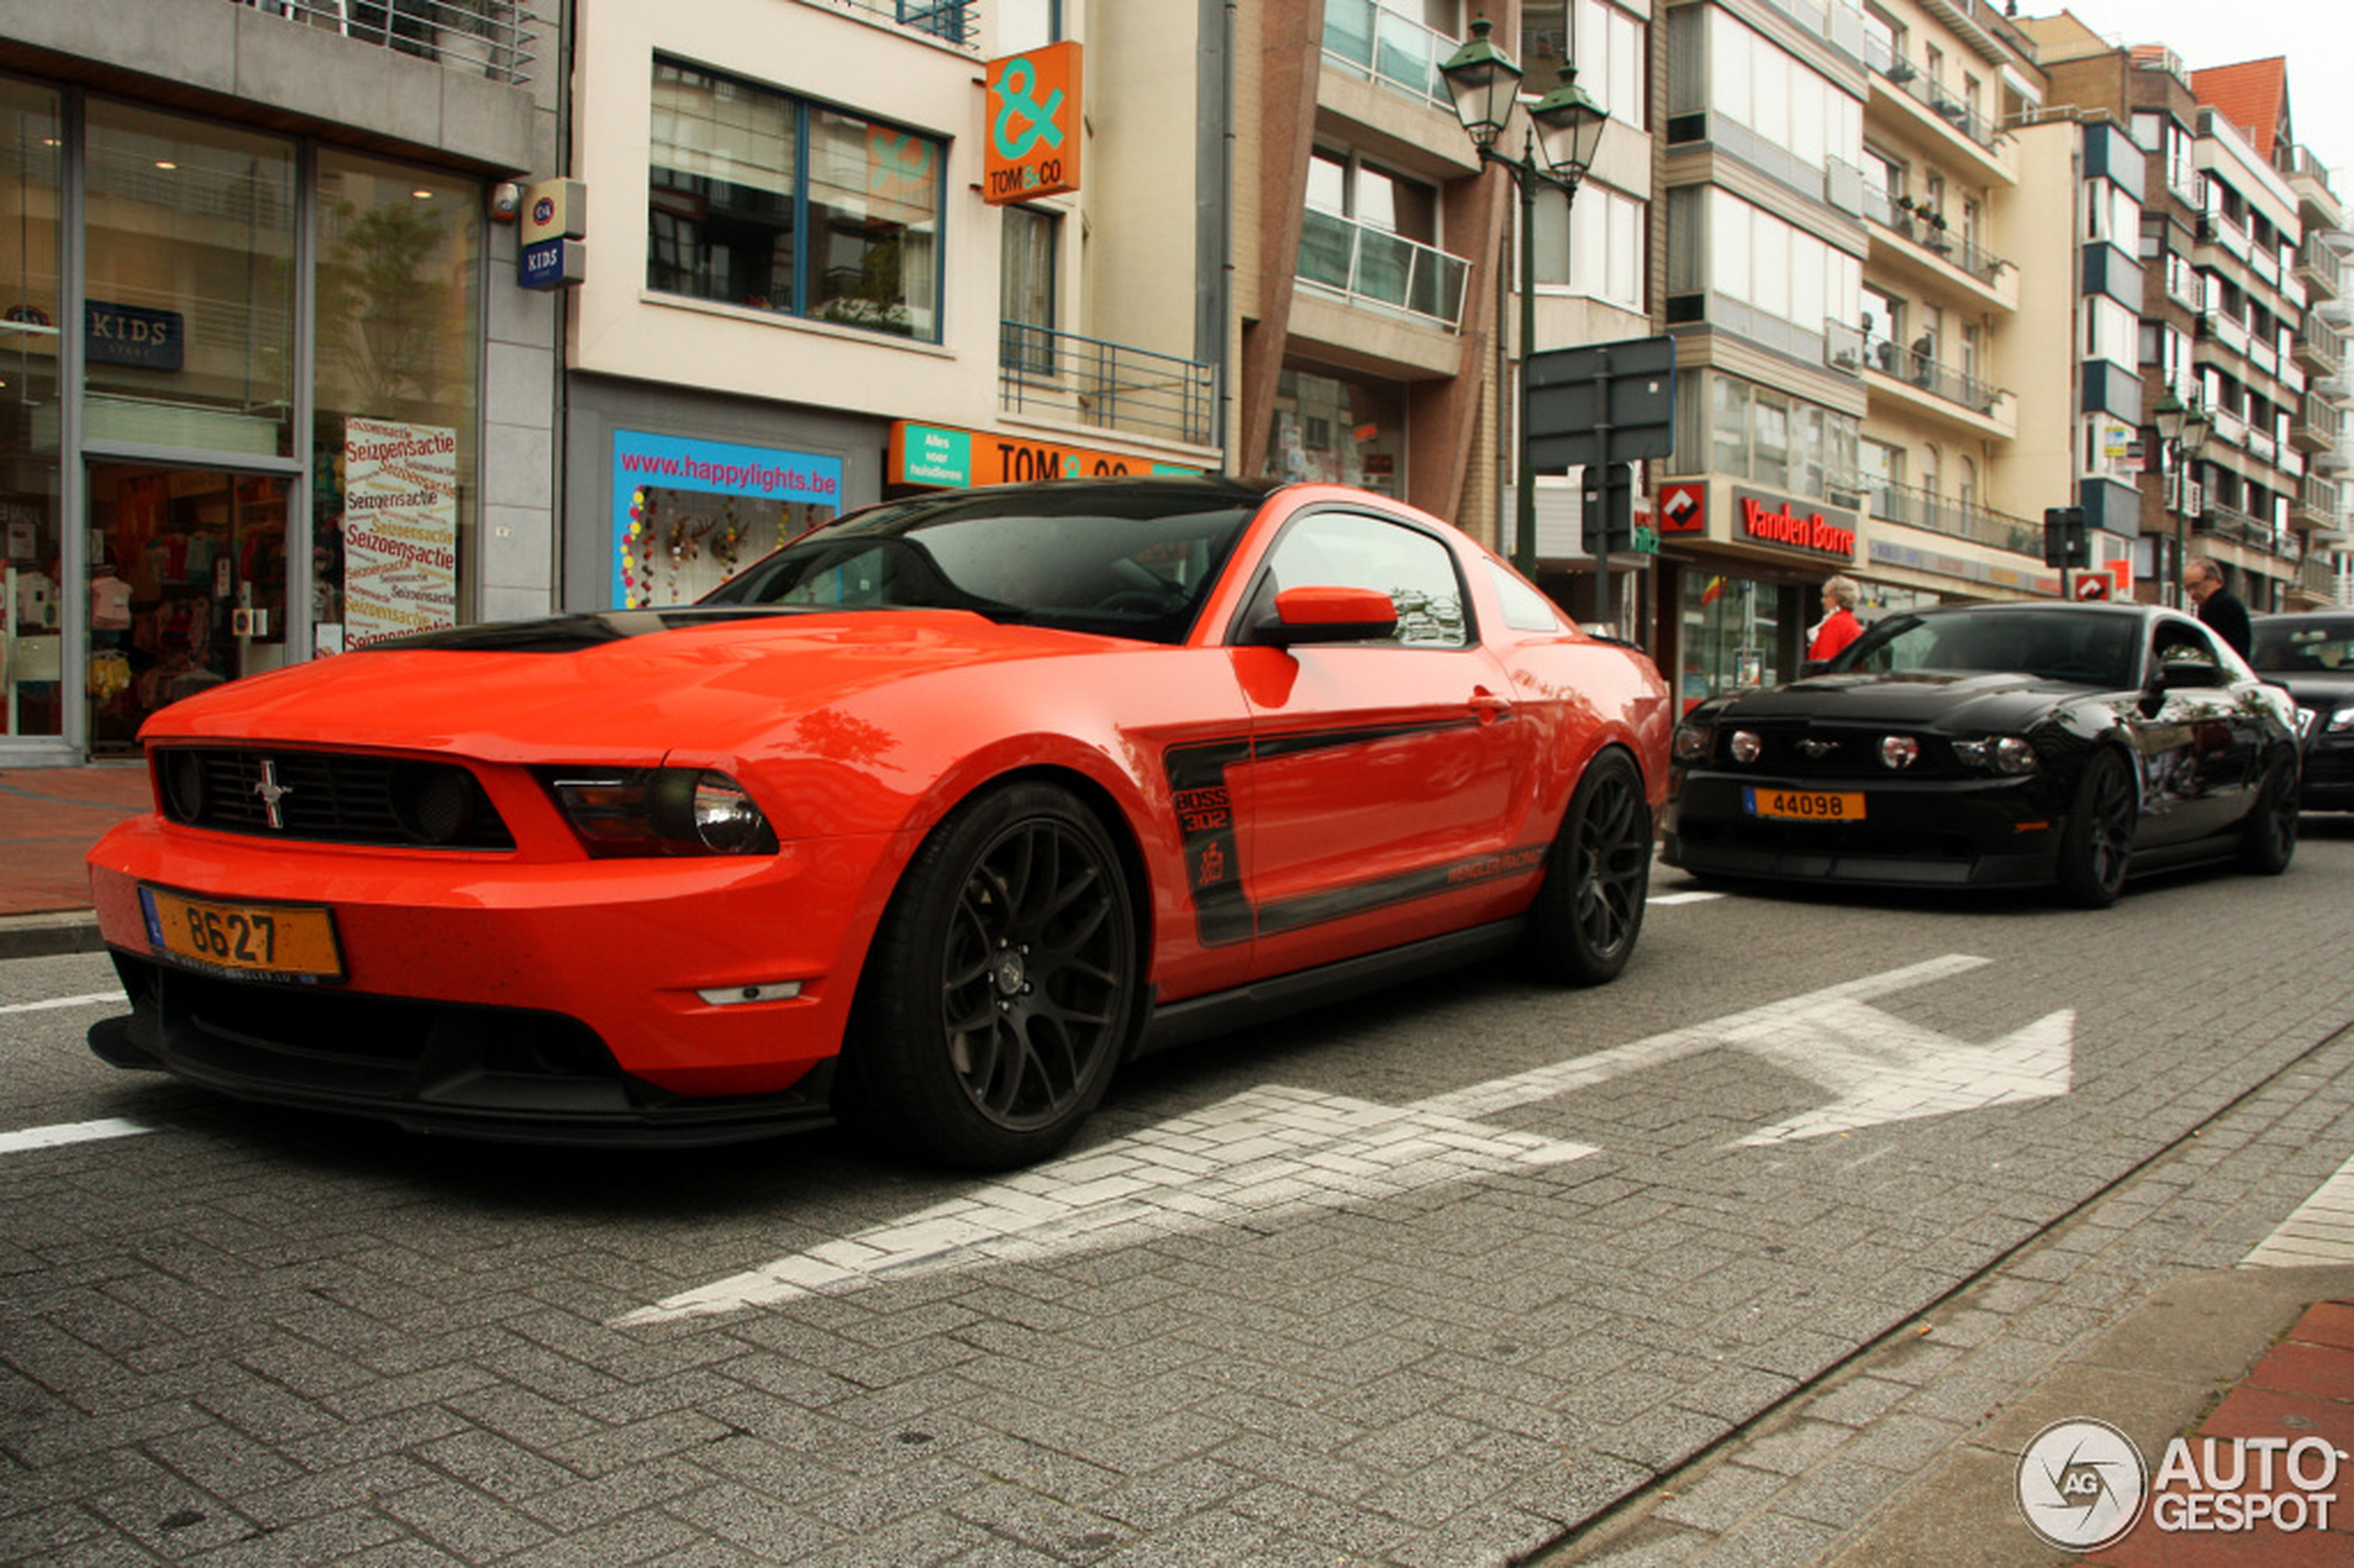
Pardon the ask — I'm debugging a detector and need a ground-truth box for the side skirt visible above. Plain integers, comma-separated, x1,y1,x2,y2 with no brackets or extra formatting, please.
1133,917,1528,1060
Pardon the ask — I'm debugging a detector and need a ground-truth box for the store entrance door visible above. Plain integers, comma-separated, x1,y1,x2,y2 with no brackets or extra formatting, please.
87,463,289,753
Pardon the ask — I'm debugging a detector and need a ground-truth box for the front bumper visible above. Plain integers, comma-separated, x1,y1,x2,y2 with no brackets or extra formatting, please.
2302,734,2354,811
1662,771,2063,888
85,815,909,1142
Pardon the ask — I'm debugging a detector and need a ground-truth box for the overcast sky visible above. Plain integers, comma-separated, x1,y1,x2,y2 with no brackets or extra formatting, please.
2028,2,2351,189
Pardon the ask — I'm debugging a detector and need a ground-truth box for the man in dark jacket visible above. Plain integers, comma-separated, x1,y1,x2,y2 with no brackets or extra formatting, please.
2185,555,2252,661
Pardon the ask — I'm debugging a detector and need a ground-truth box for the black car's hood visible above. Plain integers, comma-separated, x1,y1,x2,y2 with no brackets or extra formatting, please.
2254,669,2354,710
1702,671,2095,731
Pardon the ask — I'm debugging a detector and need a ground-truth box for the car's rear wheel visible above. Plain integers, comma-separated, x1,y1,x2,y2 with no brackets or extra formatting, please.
2056,747,2135,908
849,782,1139,1170
1526,749,1652,985
2239,752,2298,876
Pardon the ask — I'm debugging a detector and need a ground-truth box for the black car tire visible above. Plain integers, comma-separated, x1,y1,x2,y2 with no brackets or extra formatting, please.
848,782,1139,1170
2239,752,2299,876
2056,747,2135,909
1527,749,1652,985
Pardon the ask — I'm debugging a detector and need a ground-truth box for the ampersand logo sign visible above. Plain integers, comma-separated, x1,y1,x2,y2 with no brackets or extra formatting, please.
983,41,1082,204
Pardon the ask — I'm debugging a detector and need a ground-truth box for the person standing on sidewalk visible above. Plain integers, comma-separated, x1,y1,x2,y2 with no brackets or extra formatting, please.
1807,575,1864,663
2185,555,2252,661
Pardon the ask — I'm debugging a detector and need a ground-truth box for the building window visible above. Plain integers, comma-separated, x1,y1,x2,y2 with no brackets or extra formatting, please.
1000,206,1058,375
1524,3,1647,134
1273,367,1406,496
647,58,943,342
996,0,1059,50
1534,182,1643,306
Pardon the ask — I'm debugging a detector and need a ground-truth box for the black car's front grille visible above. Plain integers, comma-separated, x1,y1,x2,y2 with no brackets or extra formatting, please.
1690,722,1992,781
154,747,515,851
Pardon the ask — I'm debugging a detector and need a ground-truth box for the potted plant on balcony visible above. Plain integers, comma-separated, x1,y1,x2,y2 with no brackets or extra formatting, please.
1923,210,1954,254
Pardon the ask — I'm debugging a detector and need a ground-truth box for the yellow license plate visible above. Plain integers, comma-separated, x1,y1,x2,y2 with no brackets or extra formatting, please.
1745,789,1866,822
139,887,344,982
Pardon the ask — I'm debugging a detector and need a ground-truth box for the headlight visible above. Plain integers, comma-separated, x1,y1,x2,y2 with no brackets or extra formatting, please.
1673,725,1714,764
2333,705,2354,734
1990,737,2039,775
540,767,778,856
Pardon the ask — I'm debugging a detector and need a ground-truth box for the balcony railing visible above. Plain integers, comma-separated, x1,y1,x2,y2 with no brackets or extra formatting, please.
1864,335,2007,418
2297,556,2338,598
2196,502,2277,550
1862,35,2002,152
230,0,540,82
1322,0,1452,111
1297,209,1470,328
998,322,1218,449
1860,187,2009,285
1868,478,2041,557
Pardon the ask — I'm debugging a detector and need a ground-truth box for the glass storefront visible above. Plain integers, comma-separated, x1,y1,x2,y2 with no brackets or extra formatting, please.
0,73,483,758
1678,569,1785,714
1,78,62,740
1272,366,1406,497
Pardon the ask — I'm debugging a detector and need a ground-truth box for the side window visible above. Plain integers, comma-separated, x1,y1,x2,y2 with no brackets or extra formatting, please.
1259,512,1469,648
2154,620,2220,669
1487,562,1565,634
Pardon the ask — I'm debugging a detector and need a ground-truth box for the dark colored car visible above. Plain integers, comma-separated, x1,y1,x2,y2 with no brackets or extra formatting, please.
2250,612,2354,811
1662,601,2302,907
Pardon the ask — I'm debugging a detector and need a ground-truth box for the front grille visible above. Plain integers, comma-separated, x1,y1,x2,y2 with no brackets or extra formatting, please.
155,747,514,850
1701,723,1968,780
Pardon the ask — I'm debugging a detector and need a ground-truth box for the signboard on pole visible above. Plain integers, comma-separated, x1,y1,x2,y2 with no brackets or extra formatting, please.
1525,335,1677,473
984,42,1082,204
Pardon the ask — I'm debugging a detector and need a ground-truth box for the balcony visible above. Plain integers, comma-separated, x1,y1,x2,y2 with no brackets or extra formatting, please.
1862,34,2012,182
2293,555,2339,602
2196,502,2277,551
1297,209,1470,328
998,323,1218,449
1322,0,1453,112
1861,187,2014,297
1863,336,2011,428
2296,328,2345,380
230,0,542,82
1867,478,2042,557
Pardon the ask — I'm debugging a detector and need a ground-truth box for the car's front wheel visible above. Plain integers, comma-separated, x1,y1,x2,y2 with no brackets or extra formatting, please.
1526,749,1652,984
2239,752,2298,876
2055,747,2135,908
849,782,1139,1170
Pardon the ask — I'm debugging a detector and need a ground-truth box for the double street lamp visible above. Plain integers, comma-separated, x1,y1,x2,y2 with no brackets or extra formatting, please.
2153,388,2212,605
1440,17,1608,574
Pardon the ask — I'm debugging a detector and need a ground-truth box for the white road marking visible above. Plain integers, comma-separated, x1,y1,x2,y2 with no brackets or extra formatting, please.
1649,891,1724,906
0,992,126,1017
2243,1157,2354,1267
0,1118,156,1156
623,954,2072,1324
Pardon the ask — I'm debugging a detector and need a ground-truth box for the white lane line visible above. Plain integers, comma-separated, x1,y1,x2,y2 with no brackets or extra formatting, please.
0,992,127,1017
1650,891,1724,906
0,1118,156,1156
2244,1156,2354,1267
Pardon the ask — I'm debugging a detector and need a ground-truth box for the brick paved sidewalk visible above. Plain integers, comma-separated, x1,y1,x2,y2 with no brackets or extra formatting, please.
0,764,149,952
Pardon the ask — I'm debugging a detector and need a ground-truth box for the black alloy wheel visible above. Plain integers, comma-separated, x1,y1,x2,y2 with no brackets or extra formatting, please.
2239,753,2299,876
850,782,1138,1169
1528,749,1652,984
2056,747,2136,908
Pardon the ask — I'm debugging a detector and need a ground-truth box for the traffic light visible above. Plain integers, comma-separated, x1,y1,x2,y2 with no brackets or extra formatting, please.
2043,506,2088,570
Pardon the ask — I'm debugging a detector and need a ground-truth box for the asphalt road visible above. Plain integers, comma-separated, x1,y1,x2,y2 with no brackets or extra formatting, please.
6,824,2354,1565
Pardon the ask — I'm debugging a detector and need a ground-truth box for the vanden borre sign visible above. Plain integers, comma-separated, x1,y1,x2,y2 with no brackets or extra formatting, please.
984,42,1082,204
1732,487,1857,562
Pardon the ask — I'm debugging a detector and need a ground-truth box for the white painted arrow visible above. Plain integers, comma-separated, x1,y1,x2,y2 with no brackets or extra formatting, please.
619,954,2072,1324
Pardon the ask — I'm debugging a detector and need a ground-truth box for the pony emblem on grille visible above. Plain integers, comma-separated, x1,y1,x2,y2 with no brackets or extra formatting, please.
252,759,294,829
1796,739,1837,759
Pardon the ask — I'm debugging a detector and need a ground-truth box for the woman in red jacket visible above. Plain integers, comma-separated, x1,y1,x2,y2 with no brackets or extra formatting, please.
1807,575,1863,662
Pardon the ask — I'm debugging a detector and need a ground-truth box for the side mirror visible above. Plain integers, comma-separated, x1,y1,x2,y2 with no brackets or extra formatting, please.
2158,658,2226,690
1251,586,1398,647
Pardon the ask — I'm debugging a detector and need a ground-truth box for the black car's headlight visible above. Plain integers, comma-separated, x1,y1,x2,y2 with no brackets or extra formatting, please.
1673,723,1713,764
539,767,778,856
2332,704,2354,735
1951,737,2039,775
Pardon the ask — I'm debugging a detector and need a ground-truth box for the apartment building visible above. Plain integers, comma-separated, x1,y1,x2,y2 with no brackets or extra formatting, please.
0,0,559,765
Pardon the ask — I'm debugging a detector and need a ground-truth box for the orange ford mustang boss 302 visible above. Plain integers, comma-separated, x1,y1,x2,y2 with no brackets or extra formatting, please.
85,477,1671,1168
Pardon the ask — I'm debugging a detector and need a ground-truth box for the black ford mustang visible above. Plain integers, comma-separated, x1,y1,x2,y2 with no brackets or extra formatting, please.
1663,602,2301,906
2250,612,2354,811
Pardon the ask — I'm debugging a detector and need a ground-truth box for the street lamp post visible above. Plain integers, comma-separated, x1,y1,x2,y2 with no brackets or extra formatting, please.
1440,18,1607,575
2153,389,2212,606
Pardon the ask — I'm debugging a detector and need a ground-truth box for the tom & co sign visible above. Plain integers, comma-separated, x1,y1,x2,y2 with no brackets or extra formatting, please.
1732,487,1856,563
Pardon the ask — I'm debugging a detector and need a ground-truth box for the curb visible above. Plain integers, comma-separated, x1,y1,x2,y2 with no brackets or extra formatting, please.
0,911,107,962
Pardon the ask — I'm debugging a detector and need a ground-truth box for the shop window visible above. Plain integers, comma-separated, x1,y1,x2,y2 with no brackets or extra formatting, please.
311,149,483,651
1,78,63,740
1273,368,1406,497
82,102,297,459
647,58,943,342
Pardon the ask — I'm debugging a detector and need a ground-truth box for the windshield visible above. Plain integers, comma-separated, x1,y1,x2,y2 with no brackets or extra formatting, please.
699,483,1259,645
1829,608,2138,688
2249,617,2354,675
